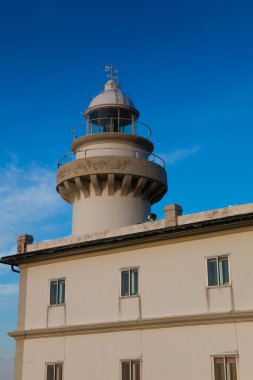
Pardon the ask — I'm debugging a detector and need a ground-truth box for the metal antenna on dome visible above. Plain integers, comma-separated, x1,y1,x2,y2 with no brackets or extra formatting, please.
105,65,118,84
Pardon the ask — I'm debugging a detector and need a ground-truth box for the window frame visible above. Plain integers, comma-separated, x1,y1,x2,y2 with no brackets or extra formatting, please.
120,267,140,298
120,359,142,380
45,362,63,380
206,255,231,288
49,278,66,306
211,355,238,380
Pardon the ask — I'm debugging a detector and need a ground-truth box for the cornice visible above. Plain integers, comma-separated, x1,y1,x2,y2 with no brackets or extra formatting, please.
2,214,253,267
9,310,253,341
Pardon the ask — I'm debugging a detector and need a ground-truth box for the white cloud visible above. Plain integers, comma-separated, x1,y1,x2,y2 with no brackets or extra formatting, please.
0,283,19,296
160,146,200,165
0,160,69,256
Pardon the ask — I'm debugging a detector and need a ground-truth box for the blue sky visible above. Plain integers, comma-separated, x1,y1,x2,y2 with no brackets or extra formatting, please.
1,0,253,377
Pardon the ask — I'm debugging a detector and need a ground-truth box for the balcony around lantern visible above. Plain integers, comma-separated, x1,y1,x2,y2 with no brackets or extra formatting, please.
58,145,165,169
71,117,152,140
58,114,165,169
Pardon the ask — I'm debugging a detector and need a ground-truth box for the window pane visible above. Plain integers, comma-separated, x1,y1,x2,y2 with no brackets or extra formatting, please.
208,259,218,286
121,271,129,296
122,361,130,380
131,361,140,380
130,269,138,296
55,364,63,380
58,280,65,304
226,358,237,380
214,358,225,380
50,281,57,305
219,257,229,285
46,365,54,380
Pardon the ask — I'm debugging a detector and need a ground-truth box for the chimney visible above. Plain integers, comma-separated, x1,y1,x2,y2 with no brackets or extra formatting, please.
164,204,183,227
17,234,34,254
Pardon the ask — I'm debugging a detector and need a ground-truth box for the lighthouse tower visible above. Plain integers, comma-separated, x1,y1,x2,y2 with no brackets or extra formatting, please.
57,68,167,235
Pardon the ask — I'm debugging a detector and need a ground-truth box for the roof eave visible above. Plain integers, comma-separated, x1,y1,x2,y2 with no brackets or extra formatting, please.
1,213,253,267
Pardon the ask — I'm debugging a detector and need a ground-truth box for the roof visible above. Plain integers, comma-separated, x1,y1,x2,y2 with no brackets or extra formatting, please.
1,211,253,267
86,79,137,113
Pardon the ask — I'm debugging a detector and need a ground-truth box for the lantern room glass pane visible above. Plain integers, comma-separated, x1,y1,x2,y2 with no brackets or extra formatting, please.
88,108,135,133
89,108,118,122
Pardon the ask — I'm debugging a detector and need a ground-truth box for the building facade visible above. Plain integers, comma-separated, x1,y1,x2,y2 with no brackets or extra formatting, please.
1,71,253,380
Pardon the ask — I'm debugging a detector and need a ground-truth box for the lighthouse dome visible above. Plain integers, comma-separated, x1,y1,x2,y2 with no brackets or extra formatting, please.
85,79,139,117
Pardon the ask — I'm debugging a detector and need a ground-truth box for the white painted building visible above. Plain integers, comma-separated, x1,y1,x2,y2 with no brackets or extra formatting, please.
1,69,253,380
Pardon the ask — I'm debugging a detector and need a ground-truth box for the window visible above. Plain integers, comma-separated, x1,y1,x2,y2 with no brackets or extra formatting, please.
122,360,141,380
207,256,230,287
213,356,237,380
50,279,65,305
121,268,139,297
46,363,63,380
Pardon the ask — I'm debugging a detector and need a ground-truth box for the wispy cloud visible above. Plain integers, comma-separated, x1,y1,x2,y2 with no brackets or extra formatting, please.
0,283,19,296
0,159,70,257
160,146,200,165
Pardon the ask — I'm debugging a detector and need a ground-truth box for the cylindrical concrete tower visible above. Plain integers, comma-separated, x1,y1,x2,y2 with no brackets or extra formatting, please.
57,73,167,235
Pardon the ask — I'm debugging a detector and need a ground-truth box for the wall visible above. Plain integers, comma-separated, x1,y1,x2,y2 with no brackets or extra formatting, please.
15,226,253,379
21,323,253,379
23,227,253,329
72,189,150,236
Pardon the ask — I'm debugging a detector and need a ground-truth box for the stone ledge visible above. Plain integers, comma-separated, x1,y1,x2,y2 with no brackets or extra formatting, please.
9,310,253,340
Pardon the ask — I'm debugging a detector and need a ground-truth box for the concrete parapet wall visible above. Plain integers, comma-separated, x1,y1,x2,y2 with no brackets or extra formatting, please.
25,203,253,252
57,156,167,206
26,220,164,252
57,156,166,184
178,203,253,225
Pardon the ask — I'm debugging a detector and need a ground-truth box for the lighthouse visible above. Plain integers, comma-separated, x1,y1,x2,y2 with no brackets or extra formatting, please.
2,67,253,380
57,68,167,235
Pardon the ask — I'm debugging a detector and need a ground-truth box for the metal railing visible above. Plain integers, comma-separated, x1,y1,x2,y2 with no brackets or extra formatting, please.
58,146,165,168
70,118,152,140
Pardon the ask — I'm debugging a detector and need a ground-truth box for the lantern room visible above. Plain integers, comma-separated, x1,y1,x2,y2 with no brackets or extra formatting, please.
85,78,140,135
